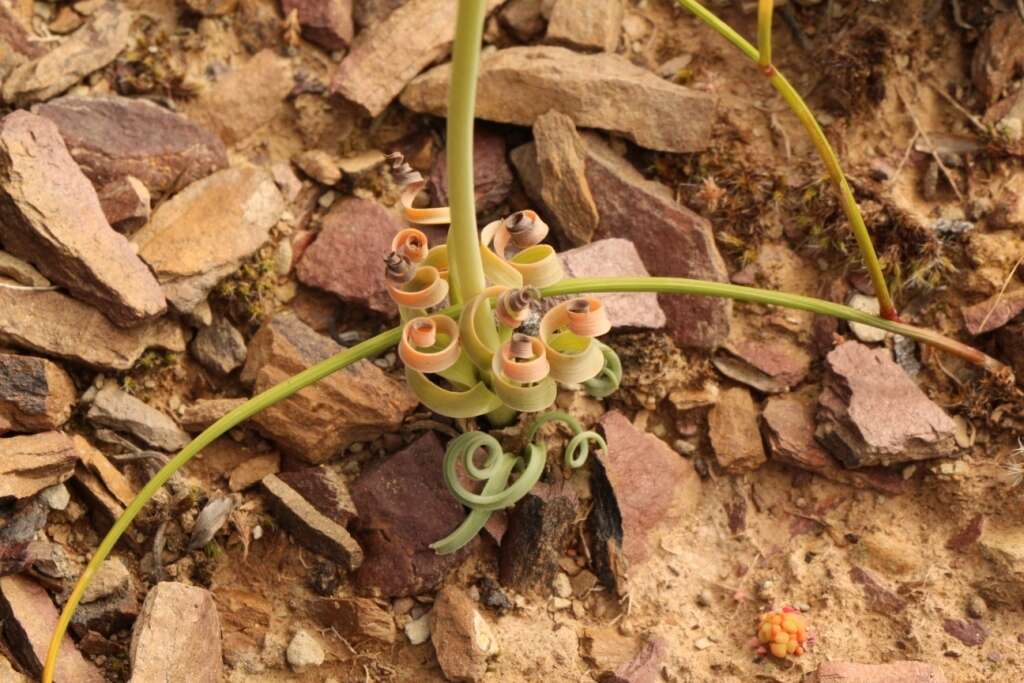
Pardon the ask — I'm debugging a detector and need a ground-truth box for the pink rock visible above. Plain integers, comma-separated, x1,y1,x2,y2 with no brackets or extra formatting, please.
713,337,811,393
282,0,354,52
808,661,947,683
962,289,1024,335
296,197,402,315
817,341,957,468
429,127,513,216
130,582,222,683
97,175,150,232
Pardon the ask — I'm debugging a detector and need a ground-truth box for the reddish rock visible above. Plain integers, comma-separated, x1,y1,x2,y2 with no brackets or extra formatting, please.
2,6,131,106
514,130,729,347
282,0,353,51
943,618,988,647
0,287,186,371
350,432,475,597
0,111,166,326
708,387,766,474
279,466,358,526
0,431,79,501
179,398,247,433
97,176,150,232
849,566,906,615
972,12,1024,103
0,575,104,682
962,289,1024,335
403,46,715,154
310,596,396,643
499,483,579,593
431,585,499,682
546,0,622,53
762,392,906,495
429,127,513,216
589,411,700,589
296,198,402,315
808,661,947,683
240,313,417,463
333,0,504,117
262,472,363,570
947,514,985,552
34,95,228,197
132,165,284,318
228,453,280,492
0,354,76,435
602,637,666,683
130,582,222,683
817,341,957,468
712,337,811,394
544,239,666,330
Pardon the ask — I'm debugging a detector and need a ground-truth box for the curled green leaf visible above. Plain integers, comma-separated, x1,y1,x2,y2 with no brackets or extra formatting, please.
583,342,623,399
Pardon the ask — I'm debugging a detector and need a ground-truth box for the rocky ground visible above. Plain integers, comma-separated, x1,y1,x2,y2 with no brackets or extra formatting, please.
1,0,1024,681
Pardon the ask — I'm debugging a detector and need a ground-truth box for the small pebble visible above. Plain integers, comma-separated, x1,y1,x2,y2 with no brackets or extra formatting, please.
694,637,713,650
552,572,572,599
38,484,70,511
405,613,431,644
286,630,325,672
696,589,713,608
967,595,988,619
847,294,887,343
550,597,571,611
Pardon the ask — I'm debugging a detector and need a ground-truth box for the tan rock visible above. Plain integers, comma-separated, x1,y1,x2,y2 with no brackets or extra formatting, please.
72,435,136,507
282,0,353,52
2,6,131,105
532,110,598,245
87,385,190,452
179,398,247,433
0,251,49,287
228,452,280,491
133,165,284,317
808,661,947,683
0,575,104,681
353,0,407,28
294,149,342,186
0,288,186,370
130,582,222,683
310,596,396,643
241,312,416,463
187,49,293,145
333,0,504,117
708,387,766,473
0,354,76,434
499,0,546,41
0,111,166,326
431,586,499,683
546,0,622,52
0,431,78,501
402,45,715,153
972,11,1024,104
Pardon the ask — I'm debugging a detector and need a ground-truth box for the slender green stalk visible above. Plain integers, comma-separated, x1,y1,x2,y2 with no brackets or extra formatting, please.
675,0,898,321
446,0,488,303
44,274,1006,681
757,0,773,69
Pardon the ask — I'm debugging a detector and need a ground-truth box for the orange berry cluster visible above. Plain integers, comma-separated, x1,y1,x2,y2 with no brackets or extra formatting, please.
756,607,809,659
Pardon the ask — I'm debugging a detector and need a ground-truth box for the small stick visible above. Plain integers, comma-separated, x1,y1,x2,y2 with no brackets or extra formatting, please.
897,89,965,203
0,283,58,291
929,81,986,133
889,131,921,187
977,255,1024,333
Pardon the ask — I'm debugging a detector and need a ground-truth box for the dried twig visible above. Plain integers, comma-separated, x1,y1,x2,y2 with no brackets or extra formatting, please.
977,255,1024,333
889,131,920,187
0,283,58,291
898,89,965,203
928,81,986,133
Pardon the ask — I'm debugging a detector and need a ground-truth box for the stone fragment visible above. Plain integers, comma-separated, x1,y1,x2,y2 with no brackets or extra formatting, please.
350,432,475,597
0,353,76,434
513,131,729,347
39,483,70,510
963,289,1024,335
499,484,579,592
72,557,138,637
262,473,363,570
179,398,247,433
279,466,358,524
0,288,186,370
294,149,342,186
601,637,666,683
972,12,1024,104
532,110,598,245
191,317,247,375
185,0,239,15
2,6,131,105
241,313,415,462
707,387,766,474
130,582,222,683
943,618,987,647
817,341,958,468
403,46,715,154
187,49,293,145
847,294,887,343
0,575,104,681
353,0,407,27
286,629,325,672
0,111,166,326
333,0,504,117
87,386,189,452
404,612,431,644
0,251,49,287
71,435,135,507
808,661,947,683
35,95,228,197
849,565,906,615
132,165,285,317
0,4,44,81
546,0,622,52
296,198,404,315
228,453,280,491
0,431,78,501
310,596,396,643
0,654,29,683
976,522,1024,604
589,411,700,589
429,128,513,216
432,585,499,683
712,337,810,394
500,0,545,41
97,176,150,232
762,393,906,495
282,0,353,51
70,465,144,547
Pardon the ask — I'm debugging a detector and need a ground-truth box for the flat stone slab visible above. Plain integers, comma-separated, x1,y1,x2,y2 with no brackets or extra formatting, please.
130,582,222,683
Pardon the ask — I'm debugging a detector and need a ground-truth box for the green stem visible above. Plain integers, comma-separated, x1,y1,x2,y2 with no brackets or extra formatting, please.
757,0,773,68
44,276,1004,682
676,0,898,321
446,0,488,303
